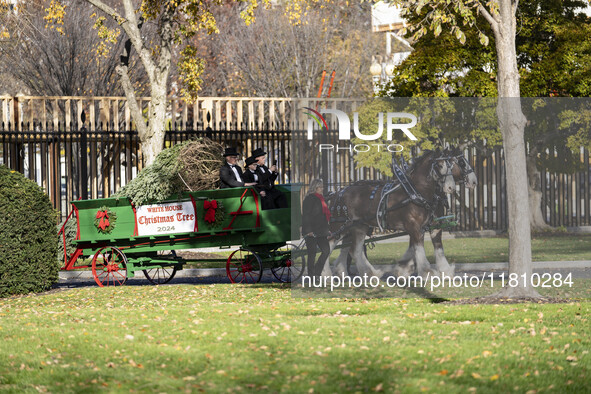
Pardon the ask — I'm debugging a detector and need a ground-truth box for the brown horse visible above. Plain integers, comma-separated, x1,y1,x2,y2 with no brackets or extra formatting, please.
325,150,456,279
426,147,478,276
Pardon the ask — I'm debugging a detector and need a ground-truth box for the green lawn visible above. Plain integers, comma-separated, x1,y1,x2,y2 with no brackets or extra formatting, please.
363,234,591,265
0,285,589,392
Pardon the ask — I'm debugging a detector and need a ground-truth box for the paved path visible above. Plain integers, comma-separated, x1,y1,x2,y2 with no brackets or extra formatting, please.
56,260,591,288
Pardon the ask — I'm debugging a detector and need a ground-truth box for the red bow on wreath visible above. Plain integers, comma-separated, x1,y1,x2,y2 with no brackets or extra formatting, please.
204,200,218,224
96,210,110,230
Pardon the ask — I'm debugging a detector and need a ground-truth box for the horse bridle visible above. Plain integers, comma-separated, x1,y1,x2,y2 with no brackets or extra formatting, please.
428,156,455,188
454,154,475,185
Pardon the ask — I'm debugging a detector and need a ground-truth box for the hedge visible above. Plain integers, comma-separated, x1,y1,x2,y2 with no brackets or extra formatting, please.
0,166,59,297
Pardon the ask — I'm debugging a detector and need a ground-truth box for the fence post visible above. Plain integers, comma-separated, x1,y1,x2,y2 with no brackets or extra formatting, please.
13,94,24,173
80,111,88,200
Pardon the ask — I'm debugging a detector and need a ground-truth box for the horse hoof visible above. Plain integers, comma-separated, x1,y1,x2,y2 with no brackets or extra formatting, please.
331,264,347,277
438,265,455,278
393,264,413,278
419,268,436,280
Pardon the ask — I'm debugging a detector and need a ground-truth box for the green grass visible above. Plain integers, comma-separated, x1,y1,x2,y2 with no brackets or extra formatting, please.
0,285,589,392
363,234,591,265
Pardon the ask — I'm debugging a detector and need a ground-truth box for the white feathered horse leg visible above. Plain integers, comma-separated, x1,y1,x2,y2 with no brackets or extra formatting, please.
430,228,455,276
394,244,416,278
331,246,350,276
316,238,335,277
414,245,433,279
350,229,381,277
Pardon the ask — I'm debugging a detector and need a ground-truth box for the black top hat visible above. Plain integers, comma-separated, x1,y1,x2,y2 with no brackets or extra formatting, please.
245,156,257,167
251,147,267,158
223,147,240,157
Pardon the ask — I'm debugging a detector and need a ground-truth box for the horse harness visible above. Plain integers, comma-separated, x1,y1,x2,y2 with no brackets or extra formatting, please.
375,159,452,232
330,156,454,236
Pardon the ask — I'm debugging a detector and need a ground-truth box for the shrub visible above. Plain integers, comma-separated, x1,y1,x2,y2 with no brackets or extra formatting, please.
0,166,59,297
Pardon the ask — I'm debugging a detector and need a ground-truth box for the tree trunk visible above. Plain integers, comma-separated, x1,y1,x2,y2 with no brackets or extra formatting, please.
83,0,171,167
141,132,165,166
527,154,552,231
142,80,168,165
492,0,541,298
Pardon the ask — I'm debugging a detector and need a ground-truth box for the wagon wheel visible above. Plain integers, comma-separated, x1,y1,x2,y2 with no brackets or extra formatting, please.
226,248,263,284
270,243,304,283
143,250,178,285
91,246,128,287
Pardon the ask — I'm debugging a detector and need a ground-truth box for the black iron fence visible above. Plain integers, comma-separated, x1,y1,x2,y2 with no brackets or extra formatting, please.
2,123,591,230
1,122,291,219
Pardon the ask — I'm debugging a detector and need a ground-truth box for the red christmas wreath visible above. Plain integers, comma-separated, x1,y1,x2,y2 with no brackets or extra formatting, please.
203,199,225,227
94,206,117,234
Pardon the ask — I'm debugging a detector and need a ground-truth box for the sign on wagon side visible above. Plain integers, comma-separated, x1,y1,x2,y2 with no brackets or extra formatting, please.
136,201,196,236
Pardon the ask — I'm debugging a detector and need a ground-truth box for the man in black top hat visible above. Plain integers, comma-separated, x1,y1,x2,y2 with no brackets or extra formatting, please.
251,147,288,209
219,147,257,189
243,155,269,199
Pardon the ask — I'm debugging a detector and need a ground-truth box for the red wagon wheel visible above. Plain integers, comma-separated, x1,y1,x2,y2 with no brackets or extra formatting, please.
270,243,304,283
143,251,178,285
91,246,128,287
226,248,262,284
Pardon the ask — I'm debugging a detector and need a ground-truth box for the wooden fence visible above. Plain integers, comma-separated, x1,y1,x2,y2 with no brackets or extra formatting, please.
0,95,365,131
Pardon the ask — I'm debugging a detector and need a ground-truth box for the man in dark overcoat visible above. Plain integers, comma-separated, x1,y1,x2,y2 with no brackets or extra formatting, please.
251,147,288,209
219,147,257,189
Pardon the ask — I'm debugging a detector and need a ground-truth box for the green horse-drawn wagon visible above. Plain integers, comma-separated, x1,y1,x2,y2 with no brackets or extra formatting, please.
59,185,303,287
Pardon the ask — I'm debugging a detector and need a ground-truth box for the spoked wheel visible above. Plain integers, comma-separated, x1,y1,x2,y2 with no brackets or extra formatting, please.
226,248,263,284
143,250,178,285
91,246,128,287
270,243,304,283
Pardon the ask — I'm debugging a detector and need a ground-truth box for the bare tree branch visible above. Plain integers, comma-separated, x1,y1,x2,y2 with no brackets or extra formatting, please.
0,0,147,97
478,3,500,33
200,4,375,97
